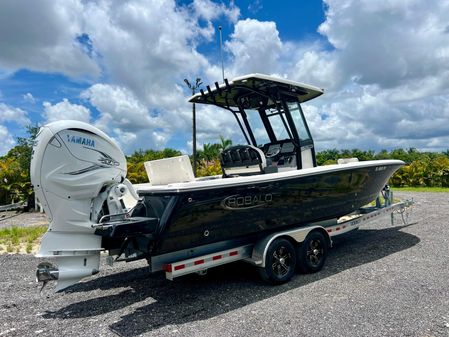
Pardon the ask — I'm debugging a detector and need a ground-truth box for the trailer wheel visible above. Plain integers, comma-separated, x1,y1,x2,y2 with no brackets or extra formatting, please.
297,231,328,273
258,238,296,284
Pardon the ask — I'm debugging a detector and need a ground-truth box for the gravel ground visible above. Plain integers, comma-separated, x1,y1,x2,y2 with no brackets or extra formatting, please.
0,210,48,229
0,192,448,337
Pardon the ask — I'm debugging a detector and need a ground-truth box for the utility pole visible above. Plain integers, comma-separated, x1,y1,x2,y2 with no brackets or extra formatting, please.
184,78,202,177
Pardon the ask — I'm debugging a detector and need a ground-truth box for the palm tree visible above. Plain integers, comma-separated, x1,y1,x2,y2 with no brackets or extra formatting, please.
218,135,232,151
201,143,221,162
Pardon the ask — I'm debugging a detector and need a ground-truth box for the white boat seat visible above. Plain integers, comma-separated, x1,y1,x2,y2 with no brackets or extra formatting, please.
144,155,195,185
337,158,359,164
220,145,267,176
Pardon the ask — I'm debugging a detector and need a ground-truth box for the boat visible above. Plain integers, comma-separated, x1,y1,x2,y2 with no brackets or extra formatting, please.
125,74,404,254
31,73,404,290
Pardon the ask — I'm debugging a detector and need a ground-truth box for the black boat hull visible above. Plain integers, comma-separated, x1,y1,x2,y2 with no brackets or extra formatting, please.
131,162,402,255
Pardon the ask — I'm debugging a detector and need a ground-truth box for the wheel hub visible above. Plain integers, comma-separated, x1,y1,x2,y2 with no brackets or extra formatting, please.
307,239,324,266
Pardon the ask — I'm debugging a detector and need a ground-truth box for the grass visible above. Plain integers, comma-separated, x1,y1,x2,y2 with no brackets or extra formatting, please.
0,225,47,254
392,186,449,193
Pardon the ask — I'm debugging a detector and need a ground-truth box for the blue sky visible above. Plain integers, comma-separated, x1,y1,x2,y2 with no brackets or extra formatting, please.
0,0,448,155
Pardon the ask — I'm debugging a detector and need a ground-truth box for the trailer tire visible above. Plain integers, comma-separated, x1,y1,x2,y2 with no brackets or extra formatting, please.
258,238,296,284
297,231,328,274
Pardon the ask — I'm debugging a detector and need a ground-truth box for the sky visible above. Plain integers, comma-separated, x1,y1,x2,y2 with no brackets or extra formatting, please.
0,0,448,156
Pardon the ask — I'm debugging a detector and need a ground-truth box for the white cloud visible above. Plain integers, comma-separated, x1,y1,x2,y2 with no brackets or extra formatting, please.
115,129,171,153
112,128,137,146
180,0,240,42
23,93,35,104
0,125,15,156
81,84,161,131
81,0,212,103
0,102,30,126
195,104,244,144
286,0,449,151
1,0,449,154
0,0,241,154
0,0,100,79
81,83,174,152
0,0,236,90
288,46,342,92
42,99,91,123
303,86,449,151
77,0,241,151
247,0,263,14
319,0,449,89
151,130,170,148
192,0,240,24
0,102,30,155
226,19,282,75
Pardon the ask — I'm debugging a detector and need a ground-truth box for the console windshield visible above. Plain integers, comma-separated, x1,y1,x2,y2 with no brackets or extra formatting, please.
240,98,309,147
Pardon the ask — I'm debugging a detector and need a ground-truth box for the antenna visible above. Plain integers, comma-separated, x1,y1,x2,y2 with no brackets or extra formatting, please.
219,26,225,82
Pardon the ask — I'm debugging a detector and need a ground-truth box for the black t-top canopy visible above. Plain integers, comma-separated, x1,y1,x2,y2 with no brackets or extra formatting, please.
188,73,324,109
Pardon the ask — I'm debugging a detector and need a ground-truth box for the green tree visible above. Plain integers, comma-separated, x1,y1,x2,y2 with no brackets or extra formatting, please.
374,149,390,160
315,149,339,165
349,149,375,161
424,155,449,187
196,159,223,177
197,143,221,162
126,148,182,184
218,135,232,151
0,125,39,206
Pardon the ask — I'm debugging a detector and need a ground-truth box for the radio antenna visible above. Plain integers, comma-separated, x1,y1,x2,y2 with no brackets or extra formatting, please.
219,26,225,82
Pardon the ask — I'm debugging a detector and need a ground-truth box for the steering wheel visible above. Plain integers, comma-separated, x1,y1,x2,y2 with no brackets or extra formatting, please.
266,147,281,158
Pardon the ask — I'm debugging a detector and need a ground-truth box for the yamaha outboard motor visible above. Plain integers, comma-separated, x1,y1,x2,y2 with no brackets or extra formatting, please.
31,120,136,291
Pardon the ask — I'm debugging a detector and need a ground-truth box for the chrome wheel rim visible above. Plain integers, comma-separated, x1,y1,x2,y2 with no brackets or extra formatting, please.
272,246,292,277
306,239,324,267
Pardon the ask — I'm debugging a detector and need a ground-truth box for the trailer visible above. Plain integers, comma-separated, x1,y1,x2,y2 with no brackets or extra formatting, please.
37,188,413,289
136,189,413,284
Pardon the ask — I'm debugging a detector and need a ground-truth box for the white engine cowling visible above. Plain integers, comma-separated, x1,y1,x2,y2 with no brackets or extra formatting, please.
31,120,129,291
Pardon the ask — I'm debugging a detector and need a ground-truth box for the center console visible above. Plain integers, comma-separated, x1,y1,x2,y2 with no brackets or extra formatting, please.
262,140,297,172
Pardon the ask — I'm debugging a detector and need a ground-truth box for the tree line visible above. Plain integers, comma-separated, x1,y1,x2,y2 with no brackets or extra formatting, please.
127,143,449,187
127,135,231,183
1,129,448,206
316,148,449,187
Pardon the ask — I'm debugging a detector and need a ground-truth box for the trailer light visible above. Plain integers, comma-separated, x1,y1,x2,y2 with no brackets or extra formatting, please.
229,251,238,256
174,264,185,271
194,259,205,265
213,255,222,260
162,264,172,272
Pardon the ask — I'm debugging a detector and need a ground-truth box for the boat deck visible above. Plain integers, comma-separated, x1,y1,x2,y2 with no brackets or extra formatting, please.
135,159,404,194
